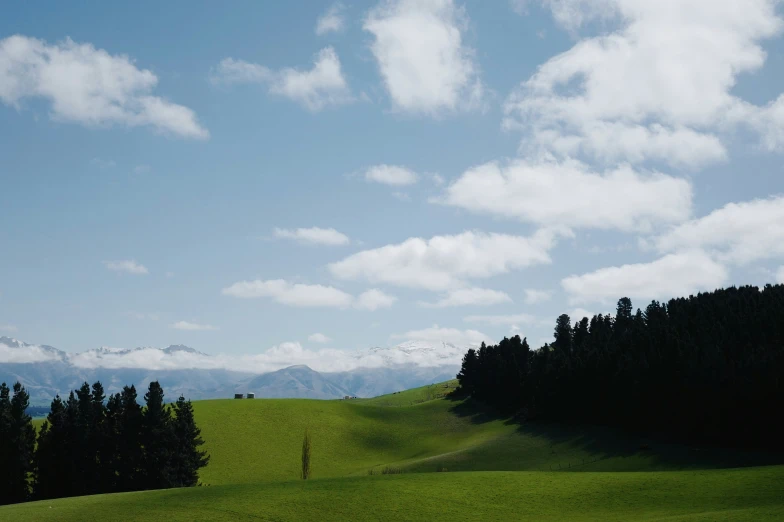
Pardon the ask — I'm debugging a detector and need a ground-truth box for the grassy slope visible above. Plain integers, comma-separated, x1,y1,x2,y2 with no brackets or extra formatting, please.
4,468,783,522
12,385,784,520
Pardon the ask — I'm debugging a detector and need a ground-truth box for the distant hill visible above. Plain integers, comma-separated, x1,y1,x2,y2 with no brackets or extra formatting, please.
0,336,460,405
240,365,352,399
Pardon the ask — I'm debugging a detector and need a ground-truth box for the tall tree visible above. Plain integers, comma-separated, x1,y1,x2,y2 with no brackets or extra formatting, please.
34,395,69,500
0,382,36,505
117,385,144,491
142,381,174,489
170,395,210,487
301,428,312,480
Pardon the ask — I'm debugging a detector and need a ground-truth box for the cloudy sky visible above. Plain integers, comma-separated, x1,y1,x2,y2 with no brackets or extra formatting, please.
2,0,784,356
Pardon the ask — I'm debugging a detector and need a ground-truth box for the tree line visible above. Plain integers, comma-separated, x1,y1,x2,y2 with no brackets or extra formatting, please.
457,284,784,449
0,380,209,506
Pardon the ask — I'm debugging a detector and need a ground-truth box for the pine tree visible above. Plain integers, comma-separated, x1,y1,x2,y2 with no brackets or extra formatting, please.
142,381,174,489
117,385,144,491
34,395,69,500
171,395,210,487
0,382,36,505
301,428,312,480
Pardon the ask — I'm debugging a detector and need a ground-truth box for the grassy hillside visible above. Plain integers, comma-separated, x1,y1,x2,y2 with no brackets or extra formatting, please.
195,388,781,485
4,467,783,521
11,384,784,520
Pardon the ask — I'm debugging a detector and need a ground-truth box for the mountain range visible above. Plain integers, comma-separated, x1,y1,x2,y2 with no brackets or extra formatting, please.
0,336,462,406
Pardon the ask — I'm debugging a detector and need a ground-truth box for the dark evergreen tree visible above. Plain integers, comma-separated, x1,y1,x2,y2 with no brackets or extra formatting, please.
142,381,174,489
171,396,210,487
34,395,70,500
0,382,36,505
455,284,784,449
117,385,144,491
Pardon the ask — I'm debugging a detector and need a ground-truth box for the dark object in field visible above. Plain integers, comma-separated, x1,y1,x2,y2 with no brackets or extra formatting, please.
247,393,255,399
234,393,244,399
301,428,312,480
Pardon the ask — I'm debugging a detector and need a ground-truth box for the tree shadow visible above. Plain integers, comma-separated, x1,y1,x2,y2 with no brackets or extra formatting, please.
446,397,784,470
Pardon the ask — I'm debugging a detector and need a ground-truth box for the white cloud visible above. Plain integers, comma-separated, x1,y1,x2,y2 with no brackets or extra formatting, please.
463,313,537,326
0,342,60,364
308,333,332,343
104,260,148,275
420,287,512,308
170,321,218,331
524,289,552,304
562,250,728,305
363,0,484,115
0,35,208,139
364,164,418,186
212,47,352,111
392,324,491,346
222,279,354,308
653,196,784,266
436,158,692,232
222,279,395,310
316,3,346,35
570,308,594,321
430,173,445,186
505,1,784,167
329,228,569,291
273,226,350,246
0,324,18,332
66,340,465,373
355,289,397,310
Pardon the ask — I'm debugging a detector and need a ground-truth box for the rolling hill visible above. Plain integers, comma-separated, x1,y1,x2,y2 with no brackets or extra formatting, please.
11,382,784,521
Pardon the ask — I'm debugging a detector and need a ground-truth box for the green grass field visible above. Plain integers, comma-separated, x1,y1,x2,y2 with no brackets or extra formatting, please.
9,384,784,521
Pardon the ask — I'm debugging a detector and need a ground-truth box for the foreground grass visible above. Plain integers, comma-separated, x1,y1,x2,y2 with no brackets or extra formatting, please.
4,467,783,521
193,392,781,484
18,386,783,520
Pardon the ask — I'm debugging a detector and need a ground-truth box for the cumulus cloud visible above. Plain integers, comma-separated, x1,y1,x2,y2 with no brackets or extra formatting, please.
222,279,395,310
0,35,208,139
170,321,218,331
329,228,569,291
364,164,418,186
308,333,332,343
570,308,594,321
212,47,352,111
104,260,148,275
436,158,692,232
273,226,350,246
505,0,784,166
524,289,552,305
355,289,397,310
561,250,728,305
392,325,491,346
222,279,354,308
0,340,62,364
420,287,512,308
652,196,784,266
316,3,346,35
64,340,466,373
363,0,484,115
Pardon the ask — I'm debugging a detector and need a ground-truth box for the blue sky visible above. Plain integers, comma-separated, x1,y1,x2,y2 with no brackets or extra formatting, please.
2,0,784,363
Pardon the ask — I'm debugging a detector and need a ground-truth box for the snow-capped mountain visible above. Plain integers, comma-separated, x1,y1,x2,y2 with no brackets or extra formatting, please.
0,337,463,406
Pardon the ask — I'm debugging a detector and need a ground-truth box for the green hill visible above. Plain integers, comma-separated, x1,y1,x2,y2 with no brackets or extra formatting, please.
9,384,784,521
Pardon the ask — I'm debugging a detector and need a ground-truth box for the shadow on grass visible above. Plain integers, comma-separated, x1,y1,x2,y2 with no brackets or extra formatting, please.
446,396,784,471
